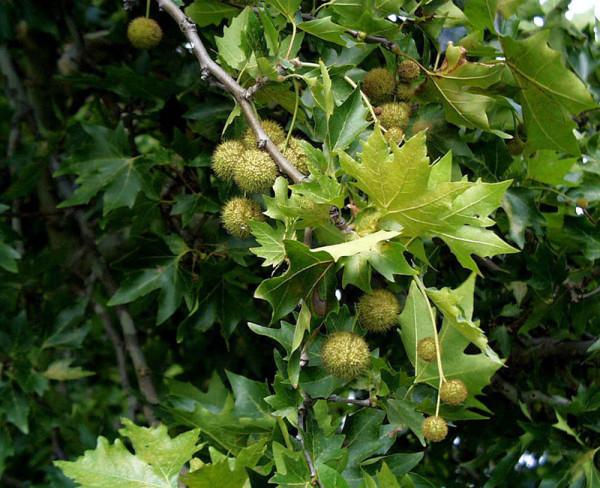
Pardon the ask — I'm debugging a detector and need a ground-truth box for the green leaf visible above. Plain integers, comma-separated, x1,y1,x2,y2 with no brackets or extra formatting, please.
312,230,401,261
526,151,578,186
171,193,220,228
0,241,20,272
298,17,349,46
425,274,503,365
249,221,290,267
501,187,544,248
501,31,597,154
377,462,402,488
0,386,29,434
340,128,516,273
42,359,95,381
56,124,158,215
327,87,370,153
185,0,238,27
215,8,262,70
385,399,426,446
186,460,248,488
266,0,302,20
56,421,200,487
255,240,334,322
270,442,312,487
425,44,503,133
108,251,191,325
464,0,497,32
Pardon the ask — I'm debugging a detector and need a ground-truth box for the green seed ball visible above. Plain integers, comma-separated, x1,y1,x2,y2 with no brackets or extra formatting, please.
576,197,589,209
379,102,411,130
280,137,308,175
233,149,279,194
506,137,525,157
422,415,448,442
362,67,396,105
384,127,404,146
440,379,468,406
358,289,400,333
398,60,421,81
211,140,245,182
417,337,438,362
243,120,286,149
221,197,265,239
127,17,163,50
321,331,371,381
395,82,414,101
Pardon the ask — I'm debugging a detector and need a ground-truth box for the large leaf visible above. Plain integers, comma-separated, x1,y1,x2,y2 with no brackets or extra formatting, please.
327,87,370,153
501,31,597,155
255,240,334,322
339,128,516,273
56,124,158,215
56,420,200,488
425,44,503,133
298,17,348,46
185,0,238,27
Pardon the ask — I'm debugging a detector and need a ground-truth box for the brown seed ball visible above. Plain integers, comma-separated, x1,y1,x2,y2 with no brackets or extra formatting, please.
395,82,414,101
127,17,163,50
280,137,308,175
321,331,371,381
422,416,448,442
211,140,245,182
575,197,589,209
233,149,279,194
440,379,468,406
362,67,396,105
384,127,404,146
358,289,400,333
506,137,525,157
243,120,286,149
379,102,411,130
398,60,421,81
221,197,265,239
417,337,439,362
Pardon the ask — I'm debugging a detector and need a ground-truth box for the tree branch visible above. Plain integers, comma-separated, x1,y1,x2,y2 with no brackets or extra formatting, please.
327,394,373,407
95,302,137,419
155,0,307,184
490,374,572,408
297,395,325,488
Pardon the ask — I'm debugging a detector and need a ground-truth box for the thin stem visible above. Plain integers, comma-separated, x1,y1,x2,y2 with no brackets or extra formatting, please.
344,75,379,124
283,79,300,150
414,276,446,415
285,22,297,60
327,394,372,407
146,0,151,18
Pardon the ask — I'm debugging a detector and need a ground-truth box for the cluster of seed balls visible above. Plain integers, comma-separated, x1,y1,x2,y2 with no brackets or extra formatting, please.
361,60,421,145
321,289,469,443
416,336,469,442
212,121,308,239
321,290,399,383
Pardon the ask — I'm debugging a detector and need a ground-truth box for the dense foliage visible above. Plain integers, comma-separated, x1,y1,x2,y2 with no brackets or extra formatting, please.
1,0,599,486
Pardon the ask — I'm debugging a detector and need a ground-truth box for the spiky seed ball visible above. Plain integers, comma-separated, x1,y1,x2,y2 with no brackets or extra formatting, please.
398,60,421,81
233,149,279,194
321,331,371,381
422,416,448,442
395,82,414,101
379,102,411,130
243,120,286,149
280,138,308,175
221,197,265,239
440,379,468,406
362,67,396,105
211,140,245,181
358,289,400,333
506,137,525,157
576,197,589,209
384,127,404,146
417,337,439,362
127,17,163,50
